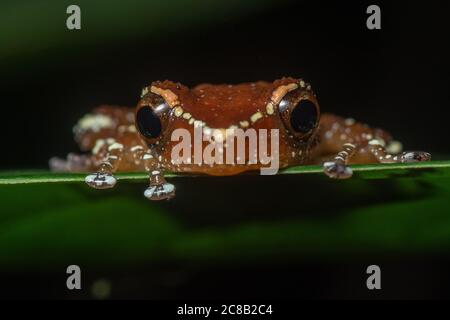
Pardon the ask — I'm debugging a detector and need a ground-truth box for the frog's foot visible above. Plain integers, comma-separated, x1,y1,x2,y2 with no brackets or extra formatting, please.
144,182,176,200
143,169,176,200
400,151,431,163
49,153,92,172
323,143,356,179
369,139,431,163
85,144,123,189
85,172,117,189
323,161,353,179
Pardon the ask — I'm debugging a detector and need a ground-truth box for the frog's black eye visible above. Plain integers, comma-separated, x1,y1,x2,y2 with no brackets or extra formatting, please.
135,93,171,144
136,107,162,139
290,99,318,134
278,90,320,139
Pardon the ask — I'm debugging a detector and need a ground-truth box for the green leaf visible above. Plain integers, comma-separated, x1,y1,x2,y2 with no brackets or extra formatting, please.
0,160,450,269
1,160,449,184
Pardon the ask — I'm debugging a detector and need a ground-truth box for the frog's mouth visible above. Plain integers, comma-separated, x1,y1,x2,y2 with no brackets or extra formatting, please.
165,124,282,176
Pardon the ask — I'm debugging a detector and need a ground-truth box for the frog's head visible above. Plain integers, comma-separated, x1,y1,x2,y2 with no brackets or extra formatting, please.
135,77,320,174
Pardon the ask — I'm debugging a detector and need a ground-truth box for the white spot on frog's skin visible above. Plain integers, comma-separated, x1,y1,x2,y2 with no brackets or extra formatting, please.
194,120,204,128
299,80,305,88
345,118,355,126
118,125,137,133
74,114,114,134
250,111,263,123
150,86,179,107
266,102,274,115
130,145,144,152
386,140,403,154
143,153,153,160
343,143,356,149
270,83,299,106
188,118,195,125
108,143,124,151
369,139,381,146
182,112,192,120
174,106,184,117
369,139,386,147
141,86,149,98
240,120,249,128
92,139,106,155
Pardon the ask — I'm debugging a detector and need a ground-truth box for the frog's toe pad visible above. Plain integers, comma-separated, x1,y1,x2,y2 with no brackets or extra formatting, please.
144,182,176,200
85,172,117,189
402,151,431,162
323,161,353,179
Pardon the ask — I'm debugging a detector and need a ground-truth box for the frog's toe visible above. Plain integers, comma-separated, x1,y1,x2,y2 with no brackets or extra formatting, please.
401,151,431,162
323,161,353,179
85,172,117,189
144,182,176,200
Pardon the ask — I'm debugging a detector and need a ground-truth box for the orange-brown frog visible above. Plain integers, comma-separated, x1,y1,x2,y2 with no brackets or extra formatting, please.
50,77,430,200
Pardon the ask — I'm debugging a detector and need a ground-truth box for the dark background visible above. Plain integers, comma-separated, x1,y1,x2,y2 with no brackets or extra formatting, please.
1,0,449,169
1,0,450,300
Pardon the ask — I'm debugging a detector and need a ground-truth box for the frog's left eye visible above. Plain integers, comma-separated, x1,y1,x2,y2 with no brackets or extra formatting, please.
136,107,162,139
136,93,171,145
278,90,320,138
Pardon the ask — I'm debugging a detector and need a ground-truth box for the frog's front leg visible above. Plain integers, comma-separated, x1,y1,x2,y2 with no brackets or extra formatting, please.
322,142,357,179
85,142,124,189
132,146,175,200
316,113,431,179
367,139,431,164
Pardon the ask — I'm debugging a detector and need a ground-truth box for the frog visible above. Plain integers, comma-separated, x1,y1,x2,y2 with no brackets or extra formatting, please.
50,77,431,200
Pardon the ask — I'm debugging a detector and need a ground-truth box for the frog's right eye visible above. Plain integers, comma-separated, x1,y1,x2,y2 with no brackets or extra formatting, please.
278,88,320,140
135,93,170,145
